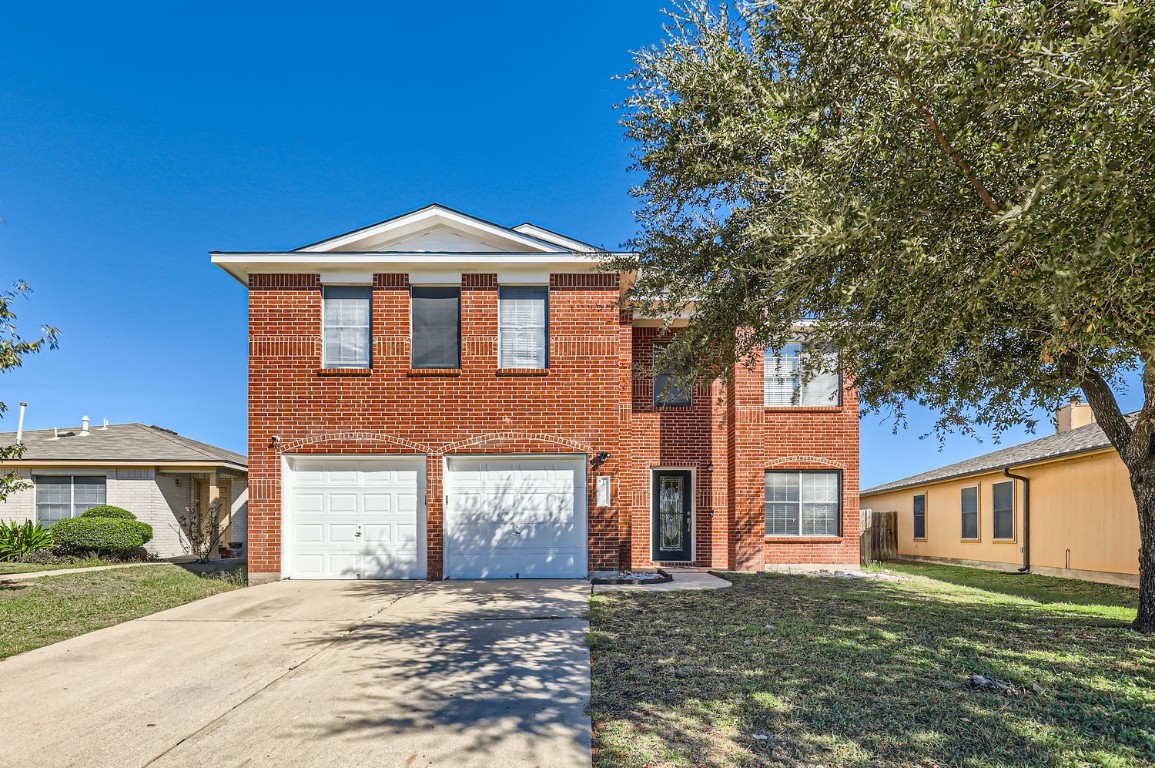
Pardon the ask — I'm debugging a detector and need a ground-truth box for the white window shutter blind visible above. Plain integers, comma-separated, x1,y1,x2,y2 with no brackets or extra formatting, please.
764,343,802,406
323,287,371,368
499,287,547,368
800,347,841,406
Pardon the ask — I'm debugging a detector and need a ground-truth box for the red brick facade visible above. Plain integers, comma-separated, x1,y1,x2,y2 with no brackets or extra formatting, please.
245,271,860,580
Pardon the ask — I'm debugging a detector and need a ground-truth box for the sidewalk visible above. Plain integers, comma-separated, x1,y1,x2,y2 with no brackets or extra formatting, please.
593,569,732,593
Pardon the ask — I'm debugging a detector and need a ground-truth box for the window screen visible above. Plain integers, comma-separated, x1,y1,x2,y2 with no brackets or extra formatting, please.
913,494,927,539
411,286,461,369
992,481,1015,539
765,342,840,406
35,475,107,527
499,286,548,368
961,486,979,539
765,471,841,536
323,286,371,368
653,342,692,406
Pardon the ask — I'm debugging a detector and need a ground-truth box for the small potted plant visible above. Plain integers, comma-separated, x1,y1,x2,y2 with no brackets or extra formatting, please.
228,541,243,557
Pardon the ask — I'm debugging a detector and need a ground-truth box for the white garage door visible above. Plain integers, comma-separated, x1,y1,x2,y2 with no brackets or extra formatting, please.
444,455,587,579
283,456,426,579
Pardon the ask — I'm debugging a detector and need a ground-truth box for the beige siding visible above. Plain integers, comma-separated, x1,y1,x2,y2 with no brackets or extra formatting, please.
862,449,1139,584
0,470,35,523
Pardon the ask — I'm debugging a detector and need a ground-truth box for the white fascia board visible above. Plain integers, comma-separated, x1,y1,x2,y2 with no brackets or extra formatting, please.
209,251,623,286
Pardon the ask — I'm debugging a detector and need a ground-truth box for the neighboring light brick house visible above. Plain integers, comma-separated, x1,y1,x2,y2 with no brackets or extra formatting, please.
0,421,248,558
212,204,859,582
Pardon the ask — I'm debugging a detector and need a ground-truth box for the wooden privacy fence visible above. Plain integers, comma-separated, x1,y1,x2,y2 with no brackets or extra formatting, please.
860,509,898,565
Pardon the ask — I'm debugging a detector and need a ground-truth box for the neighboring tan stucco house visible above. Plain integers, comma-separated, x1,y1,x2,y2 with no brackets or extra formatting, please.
861,402,1140,587
0,421,248,558
211,204,861,583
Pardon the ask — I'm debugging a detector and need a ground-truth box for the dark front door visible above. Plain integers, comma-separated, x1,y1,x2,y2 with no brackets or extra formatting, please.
651,470,692,562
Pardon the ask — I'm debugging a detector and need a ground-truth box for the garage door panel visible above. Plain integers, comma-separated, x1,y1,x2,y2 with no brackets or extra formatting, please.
285,456,426,580
294,523,324,543
362,494,392,513
327,494,359,514
445,456,587,579
295,493,324,513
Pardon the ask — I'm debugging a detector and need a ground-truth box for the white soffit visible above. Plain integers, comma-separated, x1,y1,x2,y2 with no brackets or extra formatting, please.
319,272,373,285
496,271,551,285
408,271,463,286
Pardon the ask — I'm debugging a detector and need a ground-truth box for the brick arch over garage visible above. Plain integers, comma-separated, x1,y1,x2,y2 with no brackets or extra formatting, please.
278,432,433,455
439,431,597,456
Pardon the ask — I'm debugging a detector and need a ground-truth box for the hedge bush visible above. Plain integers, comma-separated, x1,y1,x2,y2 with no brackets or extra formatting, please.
51,518,153,557
80,505,136,520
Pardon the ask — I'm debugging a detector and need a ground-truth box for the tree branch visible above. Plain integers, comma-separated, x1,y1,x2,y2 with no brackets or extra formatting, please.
1061,353,1134,458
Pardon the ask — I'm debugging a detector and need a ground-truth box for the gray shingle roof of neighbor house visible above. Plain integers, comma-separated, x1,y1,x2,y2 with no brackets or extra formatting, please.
861,416,1132,496
0,423,246,469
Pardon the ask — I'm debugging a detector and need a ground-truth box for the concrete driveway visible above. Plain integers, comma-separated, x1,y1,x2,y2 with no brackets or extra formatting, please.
0,579,591,768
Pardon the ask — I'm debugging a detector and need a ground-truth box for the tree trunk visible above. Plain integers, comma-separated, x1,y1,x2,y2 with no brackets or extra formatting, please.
1130,458,1155,633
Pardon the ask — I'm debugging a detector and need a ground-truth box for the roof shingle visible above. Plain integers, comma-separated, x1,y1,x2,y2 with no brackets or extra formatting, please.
0,423,246,468
861,417,1127,496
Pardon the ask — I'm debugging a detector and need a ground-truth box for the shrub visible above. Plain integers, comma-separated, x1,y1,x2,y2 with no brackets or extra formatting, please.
80,505,136,520
0,520,53,561
51,518,153,557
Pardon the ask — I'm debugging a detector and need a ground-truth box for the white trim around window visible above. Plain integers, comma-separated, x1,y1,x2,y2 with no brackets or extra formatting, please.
34,474,107,527
764,469,842,537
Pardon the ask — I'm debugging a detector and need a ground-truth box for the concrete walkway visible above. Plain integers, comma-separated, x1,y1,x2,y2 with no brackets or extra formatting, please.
593,569,732,593
0,561,167,581
0,579,591,768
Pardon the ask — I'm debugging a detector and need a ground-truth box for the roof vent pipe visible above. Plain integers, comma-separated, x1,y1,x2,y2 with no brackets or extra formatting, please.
101,419,109,430
80,415,90,436
16,402,27,445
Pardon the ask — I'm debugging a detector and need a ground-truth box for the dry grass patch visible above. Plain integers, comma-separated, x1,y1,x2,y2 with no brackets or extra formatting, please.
0,564,244,659
589,567,1154,767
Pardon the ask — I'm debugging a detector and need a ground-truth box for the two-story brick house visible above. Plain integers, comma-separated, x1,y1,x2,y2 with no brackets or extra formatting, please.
212,204,860,583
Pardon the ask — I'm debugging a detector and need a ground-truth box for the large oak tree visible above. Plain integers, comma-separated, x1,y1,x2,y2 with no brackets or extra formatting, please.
616,1,1155,629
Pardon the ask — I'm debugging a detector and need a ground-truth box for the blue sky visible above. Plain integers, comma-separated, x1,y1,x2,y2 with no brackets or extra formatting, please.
0,2,1141,488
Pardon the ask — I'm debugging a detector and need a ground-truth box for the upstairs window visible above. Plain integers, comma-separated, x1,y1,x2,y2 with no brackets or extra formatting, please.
653,342,692,407
764,342,841,406
498,286,548,369
322,286,371,368
411,286,461,369
961,486,979,540
992,481,1015,540
35,475,106,527
765,470,841,536
913,493,927,540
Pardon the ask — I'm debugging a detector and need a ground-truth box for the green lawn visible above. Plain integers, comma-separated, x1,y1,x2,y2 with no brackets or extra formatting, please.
589,566,1154,767
0,564,244,659
0,557,124,575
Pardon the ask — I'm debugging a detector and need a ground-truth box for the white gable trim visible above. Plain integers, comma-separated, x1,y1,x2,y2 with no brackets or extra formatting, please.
512,223,601,252
296,205,566,254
